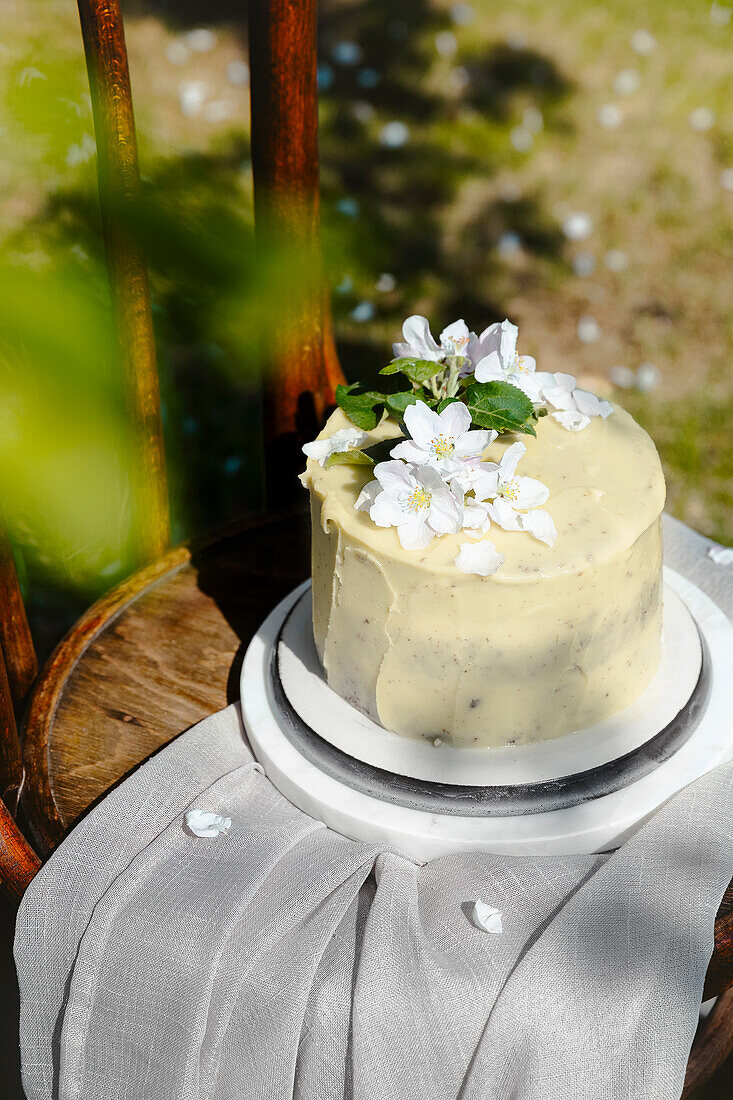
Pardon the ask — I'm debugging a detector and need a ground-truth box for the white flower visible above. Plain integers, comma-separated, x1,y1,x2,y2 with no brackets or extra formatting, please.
356,460,463,550
184,810,232,838
455,540,505,576
390,400,496,478
393,314,479,365
470,900,503,934
473,319,547,402
540,373,613,432
460,496,492,537
302,427,369,466
471,442,557,546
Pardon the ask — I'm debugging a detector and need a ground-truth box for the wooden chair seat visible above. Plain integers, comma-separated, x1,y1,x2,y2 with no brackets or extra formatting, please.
21,513,309,854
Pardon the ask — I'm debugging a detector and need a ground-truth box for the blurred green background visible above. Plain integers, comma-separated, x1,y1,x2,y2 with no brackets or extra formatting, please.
1,0,731,656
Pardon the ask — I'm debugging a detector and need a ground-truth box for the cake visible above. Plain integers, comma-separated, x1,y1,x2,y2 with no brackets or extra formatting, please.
301,316,666,750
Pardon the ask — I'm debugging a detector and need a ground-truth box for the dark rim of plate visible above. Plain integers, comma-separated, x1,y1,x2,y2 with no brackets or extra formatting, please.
270,595,711,817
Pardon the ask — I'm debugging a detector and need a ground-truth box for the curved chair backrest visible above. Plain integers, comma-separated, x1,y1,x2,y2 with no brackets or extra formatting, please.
0,0,342,900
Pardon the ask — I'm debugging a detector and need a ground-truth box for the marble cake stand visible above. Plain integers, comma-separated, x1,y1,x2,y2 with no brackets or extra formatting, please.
240,569,733,859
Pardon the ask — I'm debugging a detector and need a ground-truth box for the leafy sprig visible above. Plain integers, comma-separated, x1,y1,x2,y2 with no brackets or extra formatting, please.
336,353,538,442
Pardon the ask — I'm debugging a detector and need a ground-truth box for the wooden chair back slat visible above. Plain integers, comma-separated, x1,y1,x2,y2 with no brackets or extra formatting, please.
0,648,24,812
0,530,37,709
249,0,345,499
76,0,169,562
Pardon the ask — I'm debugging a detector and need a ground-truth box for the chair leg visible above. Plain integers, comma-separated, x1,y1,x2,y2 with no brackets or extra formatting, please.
683,987,733,1097
0,798,41,908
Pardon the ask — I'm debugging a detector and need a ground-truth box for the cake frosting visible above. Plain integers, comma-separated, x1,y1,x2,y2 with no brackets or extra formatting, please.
302,404,665,749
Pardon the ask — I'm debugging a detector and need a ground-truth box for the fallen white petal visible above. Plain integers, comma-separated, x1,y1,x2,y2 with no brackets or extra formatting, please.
184,810,232,838
520,508,557,546
470,900,503,934
708,546,733,565
302,428,368,466
552,409,591,432
455,540,505,576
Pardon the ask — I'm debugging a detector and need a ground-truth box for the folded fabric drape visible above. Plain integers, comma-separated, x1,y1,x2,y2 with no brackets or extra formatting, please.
15,516,733,1100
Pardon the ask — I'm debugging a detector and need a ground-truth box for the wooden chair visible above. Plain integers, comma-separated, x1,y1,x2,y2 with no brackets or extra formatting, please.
0,2,731,1094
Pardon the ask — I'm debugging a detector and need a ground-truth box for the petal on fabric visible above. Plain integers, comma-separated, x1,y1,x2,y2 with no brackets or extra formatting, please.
400,315,443,361
437,400,472,439
397,514,434,550
455,541,504,576
498,441,526,484
520,508,558,546
469,899,504,933
404,401,444,448
552,409,591,432
512,476,550,510
487,497,523,532
473,351,503,383
374,460,416,493
708,545,733,565
183,810,232,838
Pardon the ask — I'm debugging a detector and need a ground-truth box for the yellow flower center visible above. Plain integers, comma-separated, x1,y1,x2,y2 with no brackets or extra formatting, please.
502,478,521,502
407,487,432,512
431,434,455,459
511,354,529,375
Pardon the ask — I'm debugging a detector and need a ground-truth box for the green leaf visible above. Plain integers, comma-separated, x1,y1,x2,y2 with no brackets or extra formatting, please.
380,357,442,384
324,449,374,469
436,396,462,413
364,437,400,464
464,381,537,436
385,391,419,419
335,382,388,431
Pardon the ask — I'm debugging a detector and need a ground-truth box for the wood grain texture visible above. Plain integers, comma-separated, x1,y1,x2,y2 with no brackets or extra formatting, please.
0,529,37,708
683,988,733,1097
0,799,40,907
76,0,169,562
0,649,23,812
249,0,345,500
21,515,309,852
705,910,733,1001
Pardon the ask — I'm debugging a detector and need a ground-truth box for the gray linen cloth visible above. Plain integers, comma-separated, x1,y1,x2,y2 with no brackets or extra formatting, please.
14,516,733,1100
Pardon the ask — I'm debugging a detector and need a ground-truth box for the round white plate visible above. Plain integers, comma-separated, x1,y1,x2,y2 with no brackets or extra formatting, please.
240,568,733,859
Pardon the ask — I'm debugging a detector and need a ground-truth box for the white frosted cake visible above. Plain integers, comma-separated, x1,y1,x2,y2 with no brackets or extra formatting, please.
301,316,666,750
